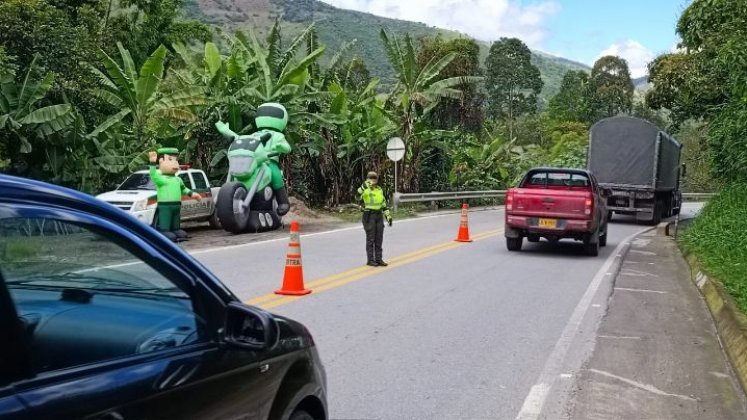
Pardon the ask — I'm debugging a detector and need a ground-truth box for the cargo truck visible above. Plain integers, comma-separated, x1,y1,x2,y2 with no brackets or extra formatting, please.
587,116,685,224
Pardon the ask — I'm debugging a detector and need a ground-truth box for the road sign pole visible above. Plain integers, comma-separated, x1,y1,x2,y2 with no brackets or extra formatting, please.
394,161,398,210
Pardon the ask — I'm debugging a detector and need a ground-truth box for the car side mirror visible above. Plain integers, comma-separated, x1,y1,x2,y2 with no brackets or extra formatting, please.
224,303,279,351
681,163,687,179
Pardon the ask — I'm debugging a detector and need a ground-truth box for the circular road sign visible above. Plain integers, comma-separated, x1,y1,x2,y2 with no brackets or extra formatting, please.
386,137,405,162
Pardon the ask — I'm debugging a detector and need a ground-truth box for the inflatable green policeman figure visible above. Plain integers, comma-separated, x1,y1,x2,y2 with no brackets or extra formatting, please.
148,148,201,242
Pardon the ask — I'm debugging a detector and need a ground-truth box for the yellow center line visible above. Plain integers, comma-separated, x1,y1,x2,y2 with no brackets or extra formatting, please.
247,229,500,305
247,229,502,305
248,228,504,309
247,234,487,306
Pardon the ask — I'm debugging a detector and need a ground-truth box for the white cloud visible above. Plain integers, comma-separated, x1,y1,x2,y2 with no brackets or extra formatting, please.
319,0,560,47
598,40,655,79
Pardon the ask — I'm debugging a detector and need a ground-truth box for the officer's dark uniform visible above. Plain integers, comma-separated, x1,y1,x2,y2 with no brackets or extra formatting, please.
358,172,392,267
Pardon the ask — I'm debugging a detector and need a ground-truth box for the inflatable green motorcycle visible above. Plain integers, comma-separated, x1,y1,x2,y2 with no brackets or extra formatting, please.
215,103,292,233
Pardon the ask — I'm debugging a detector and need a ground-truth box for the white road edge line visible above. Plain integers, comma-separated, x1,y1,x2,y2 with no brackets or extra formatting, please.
514,227,649,420
614,287,668,294
190,207,504,255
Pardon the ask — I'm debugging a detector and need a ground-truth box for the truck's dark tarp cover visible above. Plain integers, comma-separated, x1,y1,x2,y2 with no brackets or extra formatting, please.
588,116,681,190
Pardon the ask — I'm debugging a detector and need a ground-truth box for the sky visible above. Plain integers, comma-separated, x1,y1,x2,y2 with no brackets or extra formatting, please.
318,0,692,78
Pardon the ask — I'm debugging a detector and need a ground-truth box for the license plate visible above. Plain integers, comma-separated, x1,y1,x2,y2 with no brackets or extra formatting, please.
538,218,557,228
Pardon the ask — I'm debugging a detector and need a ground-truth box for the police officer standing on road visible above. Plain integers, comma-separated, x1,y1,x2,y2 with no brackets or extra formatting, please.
358,172,392,267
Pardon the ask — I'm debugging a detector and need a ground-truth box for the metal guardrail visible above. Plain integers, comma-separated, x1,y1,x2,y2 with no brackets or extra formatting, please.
681,192,717,200
393,190,716,209
393,190,506,209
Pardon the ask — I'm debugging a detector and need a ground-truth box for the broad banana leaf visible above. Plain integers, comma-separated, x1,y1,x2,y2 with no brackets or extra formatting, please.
136,45,167,109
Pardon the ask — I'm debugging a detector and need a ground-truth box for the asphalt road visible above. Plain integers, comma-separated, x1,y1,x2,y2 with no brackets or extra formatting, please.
192,204,703,419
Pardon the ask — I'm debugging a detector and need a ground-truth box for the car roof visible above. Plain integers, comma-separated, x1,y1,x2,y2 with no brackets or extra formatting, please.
527,167,592,176
133,168,200,175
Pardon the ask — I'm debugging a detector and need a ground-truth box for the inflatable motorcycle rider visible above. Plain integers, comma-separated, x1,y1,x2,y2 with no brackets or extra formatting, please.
215,102,292,232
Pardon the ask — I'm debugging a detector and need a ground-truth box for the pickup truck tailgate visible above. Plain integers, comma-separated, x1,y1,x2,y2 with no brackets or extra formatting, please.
511,188,590,219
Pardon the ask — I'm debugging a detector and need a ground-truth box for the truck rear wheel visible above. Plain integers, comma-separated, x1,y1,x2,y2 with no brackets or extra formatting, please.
506,237,523,251
651,200,663,225
217,182,250,233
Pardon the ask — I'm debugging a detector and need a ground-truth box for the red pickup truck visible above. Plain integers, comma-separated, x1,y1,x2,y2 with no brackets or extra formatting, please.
504,168,609,256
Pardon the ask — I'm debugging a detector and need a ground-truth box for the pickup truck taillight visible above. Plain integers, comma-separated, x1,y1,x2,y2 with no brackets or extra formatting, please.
506,189,515,211
585,193,593,215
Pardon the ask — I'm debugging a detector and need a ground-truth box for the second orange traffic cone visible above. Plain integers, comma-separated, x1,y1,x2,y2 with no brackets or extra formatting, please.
275,220,312,296
455,203,473,242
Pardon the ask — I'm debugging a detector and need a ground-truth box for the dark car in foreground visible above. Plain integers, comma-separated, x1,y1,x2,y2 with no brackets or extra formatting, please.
0,175,326,420
505,168,609,256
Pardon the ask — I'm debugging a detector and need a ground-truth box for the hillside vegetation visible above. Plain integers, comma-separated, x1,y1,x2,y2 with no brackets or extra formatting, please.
189,0,590,100
0,0,661,210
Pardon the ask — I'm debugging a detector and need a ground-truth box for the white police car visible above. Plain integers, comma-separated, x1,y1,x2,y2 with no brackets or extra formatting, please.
96,166,221,228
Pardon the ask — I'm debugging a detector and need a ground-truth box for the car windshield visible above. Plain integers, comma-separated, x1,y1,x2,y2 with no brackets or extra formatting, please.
118,173,155,190
0,217,186,298
525,171,590,188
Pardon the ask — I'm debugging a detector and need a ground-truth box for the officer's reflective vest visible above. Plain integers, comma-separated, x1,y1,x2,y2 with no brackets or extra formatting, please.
358,185,387,210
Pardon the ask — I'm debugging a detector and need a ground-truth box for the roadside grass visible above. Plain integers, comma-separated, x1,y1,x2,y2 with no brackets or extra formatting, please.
681,183,747,312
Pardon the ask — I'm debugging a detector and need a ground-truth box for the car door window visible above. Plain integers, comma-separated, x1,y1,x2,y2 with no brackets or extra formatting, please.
179,173,193,192
192,172,209,192
0,216,206,374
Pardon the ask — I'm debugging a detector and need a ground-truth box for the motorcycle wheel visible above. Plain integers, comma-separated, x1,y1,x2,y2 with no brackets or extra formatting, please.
217,182,250,233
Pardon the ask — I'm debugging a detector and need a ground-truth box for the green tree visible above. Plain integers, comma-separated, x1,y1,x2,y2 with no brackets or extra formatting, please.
415,36,484,192
588,55,634,121
0,47,17,81
631,100,668,130
548,70,591,123
418,36,484,132
676,121,719,192
672,0,747,182
380,29,481,192
336,57,372,92
645,53,723,127
0,0,104,101
484,37,543,140
108,0,212,64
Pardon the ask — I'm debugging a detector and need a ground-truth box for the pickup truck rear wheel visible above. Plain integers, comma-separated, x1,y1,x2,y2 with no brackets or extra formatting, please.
583,238,600,256
599,224,608,247
506,237,523,251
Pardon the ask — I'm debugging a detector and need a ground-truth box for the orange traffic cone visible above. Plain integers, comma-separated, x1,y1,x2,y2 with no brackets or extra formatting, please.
275,221,312,296
455,203,473,242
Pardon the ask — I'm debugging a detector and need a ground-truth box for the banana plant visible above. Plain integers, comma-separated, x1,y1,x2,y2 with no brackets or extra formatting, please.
379,29,482,191
0,55,74,154
88,43,206,173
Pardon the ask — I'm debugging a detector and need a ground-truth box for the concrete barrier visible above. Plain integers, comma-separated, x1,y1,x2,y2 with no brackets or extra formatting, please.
686,255,747,393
